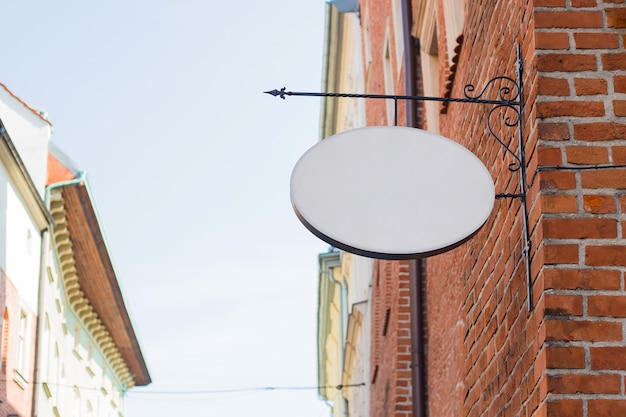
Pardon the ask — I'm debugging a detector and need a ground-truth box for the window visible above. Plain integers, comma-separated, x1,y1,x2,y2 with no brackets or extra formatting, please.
0,308,7,372
443,0,464,65
16,309,29,377
383,35,395,125
86,400,94,417
416,0,441,132
72,386,81,417
391,0,404,72
363,9,372,76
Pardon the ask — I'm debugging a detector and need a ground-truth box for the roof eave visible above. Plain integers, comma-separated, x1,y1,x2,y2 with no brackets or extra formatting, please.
52,181,151,386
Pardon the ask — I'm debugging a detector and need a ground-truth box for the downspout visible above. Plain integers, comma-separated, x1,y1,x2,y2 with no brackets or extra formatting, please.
409,259,426,417
401,1,427,417
328,265,349,417
402,0,418,129
32,171,86,417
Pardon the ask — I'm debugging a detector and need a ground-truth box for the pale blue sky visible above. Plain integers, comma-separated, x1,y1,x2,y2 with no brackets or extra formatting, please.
1,1,332,416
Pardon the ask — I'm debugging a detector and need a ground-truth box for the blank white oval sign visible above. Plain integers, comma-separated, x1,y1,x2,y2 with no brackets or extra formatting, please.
290,126,495,259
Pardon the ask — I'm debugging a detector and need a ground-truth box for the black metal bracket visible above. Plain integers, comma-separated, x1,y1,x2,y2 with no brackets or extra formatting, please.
266,45,533,311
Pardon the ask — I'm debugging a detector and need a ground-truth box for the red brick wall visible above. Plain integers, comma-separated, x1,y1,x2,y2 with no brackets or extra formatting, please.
361,0,407,127
362,0,415,415
370,260,413,417
534,1,626,416
0,268,36,417
364,0,626,416
425,1,540,416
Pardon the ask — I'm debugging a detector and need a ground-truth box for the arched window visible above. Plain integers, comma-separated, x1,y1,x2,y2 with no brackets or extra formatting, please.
1,308,8,372
415,0,441,132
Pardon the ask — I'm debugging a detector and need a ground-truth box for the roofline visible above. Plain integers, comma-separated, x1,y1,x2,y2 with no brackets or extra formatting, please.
0,82,52,126
0,120,53,231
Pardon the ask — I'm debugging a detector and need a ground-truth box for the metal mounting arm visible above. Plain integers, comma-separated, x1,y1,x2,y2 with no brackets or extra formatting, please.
266,45,533,310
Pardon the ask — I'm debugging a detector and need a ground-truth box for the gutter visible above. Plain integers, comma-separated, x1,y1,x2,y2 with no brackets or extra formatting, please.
400,1,427,416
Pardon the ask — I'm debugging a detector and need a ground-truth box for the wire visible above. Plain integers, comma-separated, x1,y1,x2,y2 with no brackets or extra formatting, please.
127,383,366,395
13,379,365,396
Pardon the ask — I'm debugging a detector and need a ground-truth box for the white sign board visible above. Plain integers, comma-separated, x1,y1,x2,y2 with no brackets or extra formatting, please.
290,126,495,259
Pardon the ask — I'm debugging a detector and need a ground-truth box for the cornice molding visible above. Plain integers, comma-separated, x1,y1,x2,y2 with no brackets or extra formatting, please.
48,190,135,389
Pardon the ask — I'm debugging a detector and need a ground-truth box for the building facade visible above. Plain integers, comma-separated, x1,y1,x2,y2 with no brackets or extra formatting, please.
0,83,53,417
0,82,150,417
318,1,626,417
34,148,151,417
317,3,374,417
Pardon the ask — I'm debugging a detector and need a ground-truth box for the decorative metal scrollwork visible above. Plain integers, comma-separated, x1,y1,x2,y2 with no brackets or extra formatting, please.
463,76,520,103
463,76,522,172
487,104,522,172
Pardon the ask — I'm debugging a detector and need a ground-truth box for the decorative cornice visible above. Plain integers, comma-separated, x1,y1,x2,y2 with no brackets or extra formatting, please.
441,34,464,114
48,191,135,388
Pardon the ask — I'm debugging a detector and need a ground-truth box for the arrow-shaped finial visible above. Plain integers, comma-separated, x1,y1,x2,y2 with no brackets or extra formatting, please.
264,87,287,99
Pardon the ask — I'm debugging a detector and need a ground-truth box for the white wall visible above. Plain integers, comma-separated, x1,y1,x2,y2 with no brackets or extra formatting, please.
0,162,41,311
0,85,51,196
36,251,127,417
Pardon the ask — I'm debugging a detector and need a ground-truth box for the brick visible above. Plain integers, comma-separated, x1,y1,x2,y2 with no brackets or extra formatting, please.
612,146,626,163
573,0,597,5
541,194,578,213
537,54,597,72
535,32,569,50
615,75,626,93
607,7,626,28
537,101,604,118
543,244,579,264
574,32,619,49
581,168,626,188
547,400,583,417
586,245,626,266
614,100,626,116
603,53,626,70
538,122,569,140
589,296,626,317
590,347,626,370
543,218,617,239
546,346,585,368
544,269,621,290
589,400,626,417
535,11,603,28
538,76,569,96
574,78,607,95
574,122,626,141
545,294,583,316
566,146,609,164
539,171,577,190
546,320,623,341
547,373,621,394
538,146,562,165
583,194,616,213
